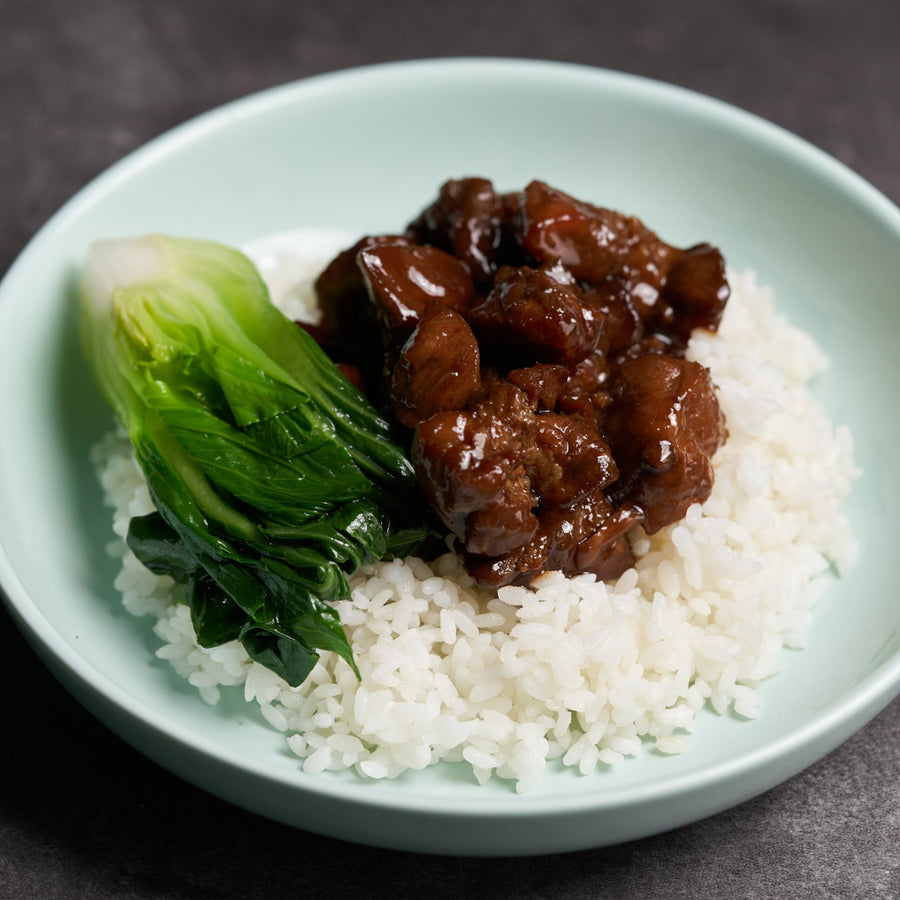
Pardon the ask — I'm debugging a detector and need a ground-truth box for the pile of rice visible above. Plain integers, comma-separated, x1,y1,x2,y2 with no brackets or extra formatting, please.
91,258,859,792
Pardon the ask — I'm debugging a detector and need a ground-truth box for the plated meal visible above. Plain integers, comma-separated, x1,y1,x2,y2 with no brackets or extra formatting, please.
83,177,858,791
3,57,898,854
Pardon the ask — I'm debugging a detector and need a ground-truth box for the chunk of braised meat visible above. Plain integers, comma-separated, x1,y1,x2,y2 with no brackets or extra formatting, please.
412,386,539,556
661,242,730,342
466,495,643,588
358,241,476,337
406,177,510,284
505,363,569,410
603,354,727,533
467,263,603,367
527,411,618,508
390,303,481,429
554,354,613,430
463,475,538,557
518,180,679,291
310,235,410,388
313,235,408,342
411,383,618,559
516,181,729,345
581,277,644,358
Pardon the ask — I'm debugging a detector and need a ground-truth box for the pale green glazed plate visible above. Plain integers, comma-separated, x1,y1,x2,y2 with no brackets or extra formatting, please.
1,59,898,856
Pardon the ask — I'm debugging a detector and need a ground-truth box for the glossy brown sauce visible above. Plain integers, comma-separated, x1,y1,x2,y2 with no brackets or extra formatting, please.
309,178,729,588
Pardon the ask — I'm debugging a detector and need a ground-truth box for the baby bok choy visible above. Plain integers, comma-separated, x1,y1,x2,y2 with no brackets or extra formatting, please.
81,234,429,686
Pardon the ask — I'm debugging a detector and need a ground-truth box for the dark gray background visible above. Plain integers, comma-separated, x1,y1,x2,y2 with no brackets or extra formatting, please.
2,1,899,897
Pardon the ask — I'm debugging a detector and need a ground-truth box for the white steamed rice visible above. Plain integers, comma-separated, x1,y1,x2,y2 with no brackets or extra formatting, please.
90,249,859,792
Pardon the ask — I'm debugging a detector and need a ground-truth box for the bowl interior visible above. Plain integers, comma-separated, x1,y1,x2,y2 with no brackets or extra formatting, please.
1,59,898,851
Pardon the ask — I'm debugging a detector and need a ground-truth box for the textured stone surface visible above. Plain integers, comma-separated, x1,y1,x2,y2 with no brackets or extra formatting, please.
2,1,899,896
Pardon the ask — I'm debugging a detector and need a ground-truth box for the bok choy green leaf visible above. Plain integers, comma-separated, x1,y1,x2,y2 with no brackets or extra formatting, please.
81,234,429,686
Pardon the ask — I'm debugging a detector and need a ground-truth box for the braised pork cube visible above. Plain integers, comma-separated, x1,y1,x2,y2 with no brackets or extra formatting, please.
461,474,539,558
466,494,642,588
411,382,618,561
604,354,727,533
554,354,614,429
662,242,730,341
390,304,482,429
412,384,539,556
313,235,408,341
407,177,517,284
467,263,603,366
581,277,644,358
516,181,733,343
310,235,409,382
517,180,679,292
505,363,569,410
526,411,618,509
358,242,476,338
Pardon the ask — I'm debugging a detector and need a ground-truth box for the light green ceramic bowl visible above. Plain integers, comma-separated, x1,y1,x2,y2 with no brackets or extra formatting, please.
1,59,897,856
